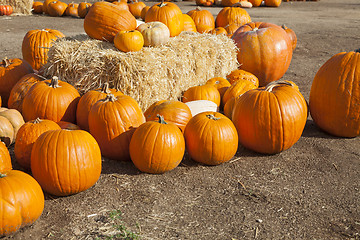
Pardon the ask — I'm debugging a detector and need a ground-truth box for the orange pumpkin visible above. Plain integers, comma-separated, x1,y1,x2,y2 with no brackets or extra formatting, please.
32,1,43,14
0,58,33,106
232,80,308,154
128,0,146,18
130,115,185,174
248,0,262,7
65,3,79,17
182,84,221,107
145,1,184,37
47,1,68,17
0,141,11,173
309,50,360,137
210,27,227,35
22,29,65,70
31,129,102,196
184,112,238,165
88,94,145,161
112,1,129,11
215,6,251,28
7,73,42,113
114,30,144,52
84,1,137,43
222,78,257,107
42,0,53,14
182,14,197,33
14,118,61,169
57,121,81,130
232,22,293,86
206,77,231,99
187,7,215,33
140,5,150,20
78,2,91,18
22,76,80,123
224,23,241,37
281,24,297,50
226,69,259,86
144,100,192,132
221,0,239,7
0,170,44,236
76,83,123,131
223,95,237,119
264,0,281,7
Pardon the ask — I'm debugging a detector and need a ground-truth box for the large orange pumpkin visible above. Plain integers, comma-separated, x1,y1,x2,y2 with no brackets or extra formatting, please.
22,29,65,70
145,1,184,37
22,76,80,123
0,58,33,107
232,80,308,154
0,170,44,237
84,1,137,43
215,7,251,28
31,129,102,196
144,100,192,132
232,22,293,86
130,115,185,174
309,50,360,137
0,141,11,173
88,94,145,161
184,112,238,165
14,118,61,170
187,7,215,33
76,83,123,131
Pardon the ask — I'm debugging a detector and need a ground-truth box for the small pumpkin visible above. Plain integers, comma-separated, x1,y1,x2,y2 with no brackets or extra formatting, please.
264,0,281,7
0,116,14,147
232,80,308,154
42,0,54,14
78,2,91,18
14,118,61,169
31,129,102,196
248,0,262,7
221,0,239,7
114,30,144,52
0,108,25,143
32,2,43,14
226,69,259,86
0,58,34,107
88,94,145,161
112,1,130,11
130,115,185,174
128,0,146,19
224,23,241,37
182,14,197,33
281,24,297,50
144,100,192,132
22,76,80,123
187,7,215,33
47,1,68,17
0,5,13,16
215,6,251,28
22,29,65,70
182,84,221,107
65,3,79,17
210,27,227,35
205,77,231,99
309,50,360,137
0,170,44,237
137,21,170,47
184,112,238,165
222,78,258,107
0,141,11,173
140,6,150,20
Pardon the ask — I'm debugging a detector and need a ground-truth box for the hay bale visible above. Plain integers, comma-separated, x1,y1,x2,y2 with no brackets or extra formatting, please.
0,0,33,14
42,31,239,110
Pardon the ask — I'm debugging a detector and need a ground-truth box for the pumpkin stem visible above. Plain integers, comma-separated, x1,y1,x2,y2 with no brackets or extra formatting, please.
33,117,42,124
157,114,167,124
101,82,110,94
355,48,360,53
0,173,7,178
206,114,220,120
281,24,287,30
159,0,166,7
104,93,117,102
196,6,202,11
49,76,60,88
1,57,11,68
265,80,293,92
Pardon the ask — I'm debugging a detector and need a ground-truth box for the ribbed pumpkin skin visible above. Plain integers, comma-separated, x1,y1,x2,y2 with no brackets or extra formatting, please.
130,118,185,174
144,100,192,132
31,129,102,196
22,77,80,123
76,84,122,131
215,7,251,28
309,51,360,137
84,2,137,43
206,77,231,99
182,84,221,107
232,81,308,154
14,118,61,170
222,79,257,107
226,69,259,86
232,22,293,86
0,58,34,107
22,29,65,71
0,170,44,237
78,2,91,18
0,141,12,172
0,116,14,147
7,73,41,113
88,94,145,161
182,14,197,32
145,2,184,37
184,112,238,165
187,7,215,33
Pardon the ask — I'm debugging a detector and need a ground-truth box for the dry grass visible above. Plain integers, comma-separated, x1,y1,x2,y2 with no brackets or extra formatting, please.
0,0,33,14
42,31,239,111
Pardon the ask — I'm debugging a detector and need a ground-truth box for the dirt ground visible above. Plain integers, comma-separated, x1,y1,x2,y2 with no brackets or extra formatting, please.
1,0,360,239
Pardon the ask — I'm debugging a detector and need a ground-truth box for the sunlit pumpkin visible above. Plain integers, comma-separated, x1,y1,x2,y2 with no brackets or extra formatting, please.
215,6,251,28
187,7,215,33
137,21,170,47
226,69,259,86
182,14,197,32
114,30,144,52
78,2,91,18
0,141,11,173
281,24,297,50
182,84,221,107
206,77,231,99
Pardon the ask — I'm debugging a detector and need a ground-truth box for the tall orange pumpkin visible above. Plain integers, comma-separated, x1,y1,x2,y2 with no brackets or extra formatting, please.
232,22,293,86
232,80,308,154
22,76,80,123
184,112,238,165
22,29,65,71
215,7,251,28
84,1,137,43
31,129,102,196
145,1,184,37
187,7,215,33
130,115,185,174
88,94,145,161
0,170,44,237
309,50,360,137
0,58,33,107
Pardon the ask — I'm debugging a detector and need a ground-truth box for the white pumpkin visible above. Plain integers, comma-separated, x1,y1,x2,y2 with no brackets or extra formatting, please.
136,21,170,47
185,100,218,117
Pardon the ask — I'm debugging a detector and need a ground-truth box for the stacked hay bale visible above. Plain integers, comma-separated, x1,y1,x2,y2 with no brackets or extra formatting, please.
42,31,239,111
0,0,33,14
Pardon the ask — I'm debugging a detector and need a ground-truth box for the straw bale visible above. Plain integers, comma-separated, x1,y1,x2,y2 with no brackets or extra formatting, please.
0,0,33,14
42,31,239,111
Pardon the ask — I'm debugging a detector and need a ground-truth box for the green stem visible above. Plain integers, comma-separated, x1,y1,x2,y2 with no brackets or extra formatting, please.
355,48,360,53
0,173,7,178
157,114,167,124
206,114,220,120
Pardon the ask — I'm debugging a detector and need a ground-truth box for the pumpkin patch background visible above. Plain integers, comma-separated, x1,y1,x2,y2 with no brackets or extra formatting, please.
0,0,359,239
